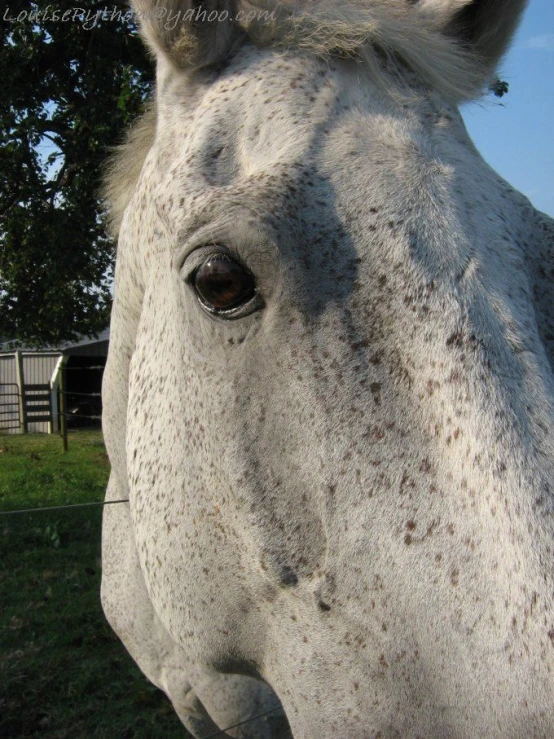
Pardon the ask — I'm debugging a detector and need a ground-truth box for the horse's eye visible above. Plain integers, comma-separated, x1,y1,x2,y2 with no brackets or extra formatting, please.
193,254,257,313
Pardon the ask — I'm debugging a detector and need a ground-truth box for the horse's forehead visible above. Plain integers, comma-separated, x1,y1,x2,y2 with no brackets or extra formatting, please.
161,53,335,176
156,51,445,234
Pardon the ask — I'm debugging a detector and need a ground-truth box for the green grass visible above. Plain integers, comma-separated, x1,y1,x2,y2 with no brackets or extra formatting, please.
0,430,110,511
0,431,188,738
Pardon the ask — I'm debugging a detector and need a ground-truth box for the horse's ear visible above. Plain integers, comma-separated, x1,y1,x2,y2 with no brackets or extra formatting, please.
132,1,242,69
417,0,527,72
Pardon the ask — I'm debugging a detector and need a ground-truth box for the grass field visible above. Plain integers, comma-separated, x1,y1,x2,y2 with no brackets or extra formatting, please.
0,430,188,738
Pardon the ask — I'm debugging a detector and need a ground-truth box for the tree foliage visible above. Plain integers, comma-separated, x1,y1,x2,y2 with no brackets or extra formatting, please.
0,0,153,346
490,79,509,98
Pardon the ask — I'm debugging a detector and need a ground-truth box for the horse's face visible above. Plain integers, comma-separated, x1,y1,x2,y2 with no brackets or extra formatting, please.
103,3,554,736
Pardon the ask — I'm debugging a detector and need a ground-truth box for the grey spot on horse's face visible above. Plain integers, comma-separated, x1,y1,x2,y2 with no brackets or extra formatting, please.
102,10,554,737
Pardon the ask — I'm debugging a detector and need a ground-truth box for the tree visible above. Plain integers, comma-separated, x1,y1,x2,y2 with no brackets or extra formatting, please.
0,0,153,346
490,79,509,98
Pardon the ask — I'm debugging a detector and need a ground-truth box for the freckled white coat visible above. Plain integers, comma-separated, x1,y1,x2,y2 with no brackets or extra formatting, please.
101,1,554,736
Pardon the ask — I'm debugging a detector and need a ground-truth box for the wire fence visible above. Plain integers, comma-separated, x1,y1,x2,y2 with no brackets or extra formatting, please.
0,499,129,516
202,705,283,738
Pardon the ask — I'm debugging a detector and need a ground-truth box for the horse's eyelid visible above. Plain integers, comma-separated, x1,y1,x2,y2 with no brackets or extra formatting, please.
183,245,255,279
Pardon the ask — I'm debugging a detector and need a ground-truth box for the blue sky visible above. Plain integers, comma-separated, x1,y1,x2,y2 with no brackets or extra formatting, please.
462,0,554,217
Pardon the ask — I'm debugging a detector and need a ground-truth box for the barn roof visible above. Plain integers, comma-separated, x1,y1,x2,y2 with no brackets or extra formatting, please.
0,328,110,355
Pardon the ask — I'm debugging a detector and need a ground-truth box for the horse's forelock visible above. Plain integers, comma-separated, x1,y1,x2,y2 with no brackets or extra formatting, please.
245,1,483,102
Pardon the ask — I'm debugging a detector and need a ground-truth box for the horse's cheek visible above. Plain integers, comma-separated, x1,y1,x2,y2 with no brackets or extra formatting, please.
122,283,264,658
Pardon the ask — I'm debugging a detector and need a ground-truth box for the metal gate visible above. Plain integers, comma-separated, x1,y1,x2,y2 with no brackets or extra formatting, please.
0,383,21,432
23,384,53,429
0,352,62,434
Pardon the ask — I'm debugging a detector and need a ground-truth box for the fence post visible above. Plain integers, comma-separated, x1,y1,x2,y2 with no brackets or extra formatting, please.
14,350,27,434
59,356,68,452
49,355,64,434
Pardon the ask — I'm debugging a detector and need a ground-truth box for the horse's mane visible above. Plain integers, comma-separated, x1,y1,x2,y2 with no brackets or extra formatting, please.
103,102,156,240
104,0,492,239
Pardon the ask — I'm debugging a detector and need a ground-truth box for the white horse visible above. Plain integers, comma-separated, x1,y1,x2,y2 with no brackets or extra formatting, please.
101,1,554,736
